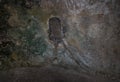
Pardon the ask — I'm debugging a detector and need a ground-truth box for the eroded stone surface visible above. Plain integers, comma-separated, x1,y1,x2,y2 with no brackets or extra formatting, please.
0,0,120,79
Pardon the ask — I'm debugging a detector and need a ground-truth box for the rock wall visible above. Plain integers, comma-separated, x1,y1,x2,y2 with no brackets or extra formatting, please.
0,0,120,76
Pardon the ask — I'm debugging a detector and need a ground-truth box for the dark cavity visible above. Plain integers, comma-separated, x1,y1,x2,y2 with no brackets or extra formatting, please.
48,17,63,45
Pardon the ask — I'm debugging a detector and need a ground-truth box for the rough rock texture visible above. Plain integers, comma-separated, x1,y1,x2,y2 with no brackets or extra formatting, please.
0,66,115,82
0,0,120,79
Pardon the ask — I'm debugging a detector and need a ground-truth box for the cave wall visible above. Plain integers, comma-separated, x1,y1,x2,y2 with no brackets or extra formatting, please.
0,0,120,75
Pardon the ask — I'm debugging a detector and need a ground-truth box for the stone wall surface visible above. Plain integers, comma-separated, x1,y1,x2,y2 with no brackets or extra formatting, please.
0,0,120,76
